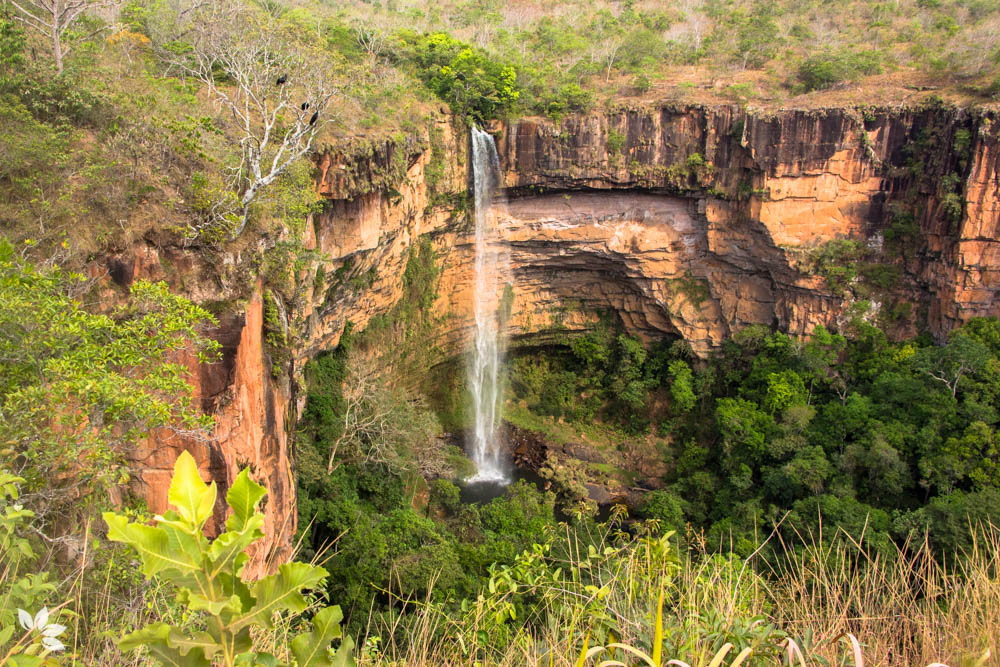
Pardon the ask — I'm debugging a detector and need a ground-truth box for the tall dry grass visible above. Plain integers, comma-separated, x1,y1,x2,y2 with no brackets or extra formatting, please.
763,524,1000,666
19,519,997,665
352,522,1000,666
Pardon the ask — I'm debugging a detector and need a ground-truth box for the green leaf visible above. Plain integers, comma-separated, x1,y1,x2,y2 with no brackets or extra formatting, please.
184,589,241,617
103,513,198,577
167,450,217,531
235,653,281,666
231,626,254,656
0,624,14,645
237,562,328,630
119,622,212,666
226,468,266,529
289,606,349,667
166,628,220,659
330,637,356,667
208,513,265,578
159,515,209,567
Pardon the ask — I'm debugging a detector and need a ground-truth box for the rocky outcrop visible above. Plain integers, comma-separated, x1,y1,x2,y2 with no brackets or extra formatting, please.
101,102,1000,572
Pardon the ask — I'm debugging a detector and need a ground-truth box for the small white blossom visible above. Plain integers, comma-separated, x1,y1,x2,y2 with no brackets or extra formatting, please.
42,636,66,652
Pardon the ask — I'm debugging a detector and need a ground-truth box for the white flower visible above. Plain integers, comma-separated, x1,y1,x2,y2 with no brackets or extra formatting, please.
42,636,66,652
15,607,67,653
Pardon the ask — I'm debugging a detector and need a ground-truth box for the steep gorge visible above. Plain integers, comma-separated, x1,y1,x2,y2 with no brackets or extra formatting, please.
101,103,1000,573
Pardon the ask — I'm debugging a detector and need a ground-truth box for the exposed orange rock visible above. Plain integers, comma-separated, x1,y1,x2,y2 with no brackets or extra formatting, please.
129,288,294,577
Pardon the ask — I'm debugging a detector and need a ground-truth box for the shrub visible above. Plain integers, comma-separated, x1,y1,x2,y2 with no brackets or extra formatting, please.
537,82,592,118
636,490,686,531
797,50,884,91
104,451,354,666
606,128,626,154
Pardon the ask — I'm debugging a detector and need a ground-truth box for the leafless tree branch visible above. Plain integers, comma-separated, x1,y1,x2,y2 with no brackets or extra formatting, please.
169,1,338,239
8,0,122,73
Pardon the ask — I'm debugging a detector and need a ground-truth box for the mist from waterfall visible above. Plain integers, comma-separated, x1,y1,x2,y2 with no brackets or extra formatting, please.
467,127,509,483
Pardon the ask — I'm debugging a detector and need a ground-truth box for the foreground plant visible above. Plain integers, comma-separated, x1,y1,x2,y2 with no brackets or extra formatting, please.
103,451,354,666
1,473,64,666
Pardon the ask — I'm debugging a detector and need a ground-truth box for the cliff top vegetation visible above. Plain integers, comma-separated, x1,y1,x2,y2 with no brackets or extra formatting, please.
325,0,1000,112
2,0,999,263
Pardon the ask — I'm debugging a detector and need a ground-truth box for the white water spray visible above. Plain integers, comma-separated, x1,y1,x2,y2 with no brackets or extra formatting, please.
467,127,509,483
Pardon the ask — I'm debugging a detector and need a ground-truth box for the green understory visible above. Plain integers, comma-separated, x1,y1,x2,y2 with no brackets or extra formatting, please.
294,296,1000,653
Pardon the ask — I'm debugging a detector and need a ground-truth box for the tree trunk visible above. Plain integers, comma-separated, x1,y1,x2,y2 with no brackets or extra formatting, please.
51,1,62,74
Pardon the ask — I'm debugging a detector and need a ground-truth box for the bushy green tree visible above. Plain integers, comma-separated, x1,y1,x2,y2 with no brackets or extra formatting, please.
796,49,885,91
667,360,696,414
0,241,219,521
398,32,519,122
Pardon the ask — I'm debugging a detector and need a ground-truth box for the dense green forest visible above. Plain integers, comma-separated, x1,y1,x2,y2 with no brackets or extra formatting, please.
295,287,1000,650
3,0,1000,663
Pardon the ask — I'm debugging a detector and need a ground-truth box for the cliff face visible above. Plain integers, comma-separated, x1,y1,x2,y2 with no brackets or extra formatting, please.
102,103,1000,573
490,105,1000,351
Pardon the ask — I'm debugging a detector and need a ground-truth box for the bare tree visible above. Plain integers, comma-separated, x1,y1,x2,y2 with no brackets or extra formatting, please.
668,0,709,50
8,0,122,73
354,24,386,60
325,352,441,475
594,36,625,82
173,3,337,238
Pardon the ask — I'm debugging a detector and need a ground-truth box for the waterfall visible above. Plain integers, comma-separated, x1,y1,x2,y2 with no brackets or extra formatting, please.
467,127,509,483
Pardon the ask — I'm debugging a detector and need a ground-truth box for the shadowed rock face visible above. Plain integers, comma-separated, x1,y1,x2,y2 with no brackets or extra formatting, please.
434,192,748,355
97,104,1000,573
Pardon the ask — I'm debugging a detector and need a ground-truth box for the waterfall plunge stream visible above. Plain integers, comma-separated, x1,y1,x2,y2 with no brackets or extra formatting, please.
467,127,509,483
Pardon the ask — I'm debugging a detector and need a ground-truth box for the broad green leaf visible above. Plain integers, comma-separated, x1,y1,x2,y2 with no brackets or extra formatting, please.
0,624,14,645
159,513,209,565
330,637,356,667
168,570,236,617
205,570,255,618
167,451,217,531
231,626,254,656
226,468,266,529
237,562,329,630
235,653,280,666
119,622,211,666
103,513,198,576
185,590,242,616
289,606,347,667
167,627,220,659
208,514,265,577
217,568,256,616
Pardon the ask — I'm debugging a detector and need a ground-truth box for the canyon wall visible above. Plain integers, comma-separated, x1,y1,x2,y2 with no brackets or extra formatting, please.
486,105,1000,352
103,103,1000,572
